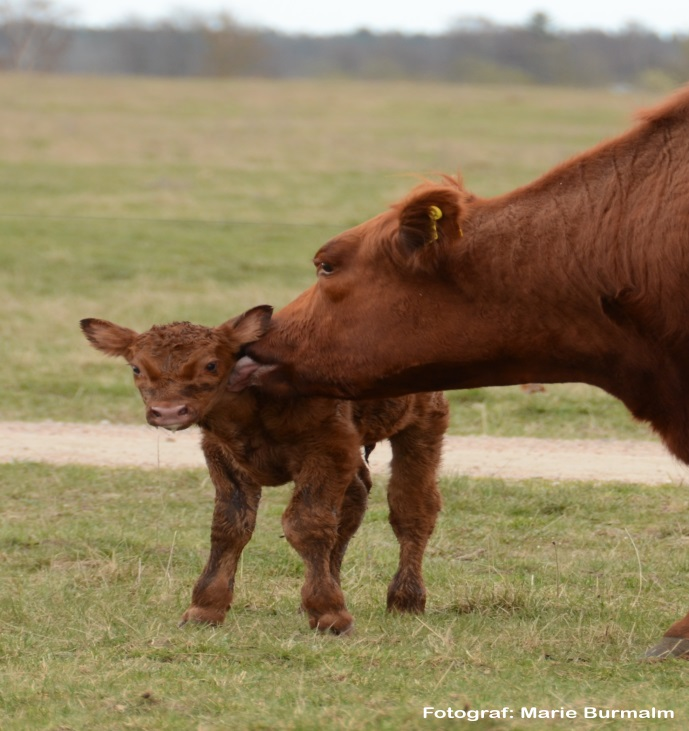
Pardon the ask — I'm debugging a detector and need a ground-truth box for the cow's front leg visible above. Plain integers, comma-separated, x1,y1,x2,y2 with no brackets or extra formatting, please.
180,443,261,626
645,612,689,660
282,475,354,635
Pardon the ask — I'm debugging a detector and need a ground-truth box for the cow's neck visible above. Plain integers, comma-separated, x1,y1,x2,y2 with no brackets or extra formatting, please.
443,137,681,393
437,135,689,456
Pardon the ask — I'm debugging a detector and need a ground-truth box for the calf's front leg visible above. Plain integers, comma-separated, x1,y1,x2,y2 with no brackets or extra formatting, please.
180,443,261,626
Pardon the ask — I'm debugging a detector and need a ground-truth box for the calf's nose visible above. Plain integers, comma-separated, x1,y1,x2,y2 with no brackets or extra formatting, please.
150,405,188,419
146,403,194,430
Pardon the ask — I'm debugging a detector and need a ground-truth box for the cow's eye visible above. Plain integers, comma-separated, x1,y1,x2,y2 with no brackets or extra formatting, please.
131,365,141,375
318,261,335,276
206,362,217,373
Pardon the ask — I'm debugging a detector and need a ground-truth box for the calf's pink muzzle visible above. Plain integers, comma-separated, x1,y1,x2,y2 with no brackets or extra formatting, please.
146,403,197,431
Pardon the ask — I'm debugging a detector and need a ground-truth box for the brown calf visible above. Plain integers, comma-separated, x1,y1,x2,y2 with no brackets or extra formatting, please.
80,307,448,634
238,87,689,657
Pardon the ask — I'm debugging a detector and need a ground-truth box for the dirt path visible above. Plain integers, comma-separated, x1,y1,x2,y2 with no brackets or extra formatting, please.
1,420,688,485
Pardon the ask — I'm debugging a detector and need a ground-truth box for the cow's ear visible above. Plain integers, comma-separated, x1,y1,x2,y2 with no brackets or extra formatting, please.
219,305,273,346
397,185,464,260
80,318,138,357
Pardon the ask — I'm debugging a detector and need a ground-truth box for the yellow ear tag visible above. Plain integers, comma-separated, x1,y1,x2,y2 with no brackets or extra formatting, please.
428,205,443,242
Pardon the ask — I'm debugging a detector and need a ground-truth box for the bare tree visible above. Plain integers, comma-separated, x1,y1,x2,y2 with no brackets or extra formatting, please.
0,0,74,71
202,12,268,76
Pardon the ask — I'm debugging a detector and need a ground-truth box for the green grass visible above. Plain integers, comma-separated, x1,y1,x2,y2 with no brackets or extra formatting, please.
0,74,664,438
1,462,688,730
445,384,651,440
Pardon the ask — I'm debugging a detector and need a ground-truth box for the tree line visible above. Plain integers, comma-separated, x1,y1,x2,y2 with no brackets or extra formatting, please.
1,2,688,89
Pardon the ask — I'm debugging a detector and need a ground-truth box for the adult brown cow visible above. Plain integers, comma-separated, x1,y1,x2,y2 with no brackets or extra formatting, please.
81,307,448,635
235,87,689,658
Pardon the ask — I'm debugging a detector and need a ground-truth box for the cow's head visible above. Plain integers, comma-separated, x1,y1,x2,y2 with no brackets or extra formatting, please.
81,306,272,430
234,180,473,398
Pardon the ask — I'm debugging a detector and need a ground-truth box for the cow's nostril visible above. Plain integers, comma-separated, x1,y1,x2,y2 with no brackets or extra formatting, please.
178,406,188,416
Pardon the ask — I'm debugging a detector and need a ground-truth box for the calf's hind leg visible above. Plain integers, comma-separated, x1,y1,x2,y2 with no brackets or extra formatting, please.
329,463,372,585
386,412,446,614
282,466,356,635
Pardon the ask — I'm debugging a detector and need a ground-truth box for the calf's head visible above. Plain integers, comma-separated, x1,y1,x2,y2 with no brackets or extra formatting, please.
81,306,272,431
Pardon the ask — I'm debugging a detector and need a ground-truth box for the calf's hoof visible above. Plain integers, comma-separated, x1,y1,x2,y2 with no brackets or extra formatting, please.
308,610,354,635
643,636,689,661
387,586,426,614
179,605,227,627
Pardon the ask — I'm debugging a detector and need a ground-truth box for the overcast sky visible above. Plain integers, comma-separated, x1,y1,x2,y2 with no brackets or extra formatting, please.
65,0,689,36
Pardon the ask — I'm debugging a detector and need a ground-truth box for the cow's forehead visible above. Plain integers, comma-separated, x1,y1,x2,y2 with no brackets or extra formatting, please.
321,213,393,255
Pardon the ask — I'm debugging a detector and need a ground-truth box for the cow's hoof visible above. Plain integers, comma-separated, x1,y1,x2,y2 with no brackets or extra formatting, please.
309,611,354,635
178,606,226,627
643,636,689,661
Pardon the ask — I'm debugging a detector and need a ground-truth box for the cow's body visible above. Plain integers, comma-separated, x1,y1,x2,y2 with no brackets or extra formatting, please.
81,308,448,634
238,88,689,657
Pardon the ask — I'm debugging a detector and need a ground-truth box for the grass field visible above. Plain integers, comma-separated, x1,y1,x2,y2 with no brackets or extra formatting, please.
0,73,662,438
2,75,687,730
2,462,689,730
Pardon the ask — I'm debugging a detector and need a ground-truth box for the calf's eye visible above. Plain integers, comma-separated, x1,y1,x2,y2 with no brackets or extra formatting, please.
318,262,335,276
131,365,141,375
206,362,217,373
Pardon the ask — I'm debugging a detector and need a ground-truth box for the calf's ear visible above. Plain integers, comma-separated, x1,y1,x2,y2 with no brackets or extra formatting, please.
80,318,138,357
218,305,273,346
397,185,464,262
